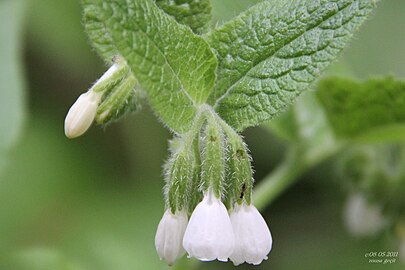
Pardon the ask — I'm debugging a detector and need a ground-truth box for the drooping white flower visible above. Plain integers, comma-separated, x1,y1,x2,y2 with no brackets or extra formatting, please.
344,193,387,237
229,203,272,265
183,189,235,262
64,90,101,138
155,209,188,265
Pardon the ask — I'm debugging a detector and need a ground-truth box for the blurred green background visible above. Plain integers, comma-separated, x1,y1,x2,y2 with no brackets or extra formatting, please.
1,0,405,269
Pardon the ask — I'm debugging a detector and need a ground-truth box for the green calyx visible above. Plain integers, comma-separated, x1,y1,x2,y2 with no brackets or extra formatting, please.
91,56,130,94
165,145,196,213
201,112,226,199
95,72,139,125
91,56,141,126
224,129,253,206
164,105,254,213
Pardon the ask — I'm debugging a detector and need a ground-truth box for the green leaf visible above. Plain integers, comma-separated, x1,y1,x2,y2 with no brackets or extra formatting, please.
0,0,26,174
268,76,405,146
82,1,117,62
317,77,405,143
206,0,377,131
210,0,259,24
82,0,218,133
156,0,212,34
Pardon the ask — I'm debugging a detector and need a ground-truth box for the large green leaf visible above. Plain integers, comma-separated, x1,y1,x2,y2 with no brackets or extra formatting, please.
206,0,377,131
317,77,405,142
82,0,117,62
156,0,212,34
84,0,213,61
0,0,26,174
268,77,405,146
82,0,218,133
210,0,259,24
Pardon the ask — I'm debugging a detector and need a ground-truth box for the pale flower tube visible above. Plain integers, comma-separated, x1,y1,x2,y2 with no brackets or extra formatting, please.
229,203,272,265
183,189,235,262
64,90,101,138
155,209,188,265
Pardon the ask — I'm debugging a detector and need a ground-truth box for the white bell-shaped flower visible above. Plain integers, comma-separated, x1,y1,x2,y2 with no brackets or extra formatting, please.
183,189,235,262
155,209,188,265
64,90,101,138
229,203,272,266
344,193,387,237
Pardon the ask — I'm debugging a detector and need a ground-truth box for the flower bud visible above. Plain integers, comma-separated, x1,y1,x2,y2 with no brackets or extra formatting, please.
229,203,272,265
183,189,235,262
64,90,101,138
64,56,135,138
155,210,188,265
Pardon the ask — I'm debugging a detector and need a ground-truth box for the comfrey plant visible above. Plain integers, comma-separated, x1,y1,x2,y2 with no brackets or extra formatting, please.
64,0,379,266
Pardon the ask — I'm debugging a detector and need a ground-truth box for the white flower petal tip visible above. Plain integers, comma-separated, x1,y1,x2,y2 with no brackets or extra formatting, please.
155,210,188,266
230,203,273,266
344,193,387,237
64,91,101,139
183,190,235,262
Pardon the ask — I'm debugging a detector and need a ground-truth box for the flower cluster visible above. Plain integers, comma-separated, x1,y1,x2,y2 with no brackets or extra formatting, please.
65,68,273,265
155,189,272,265
154,108,272,266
